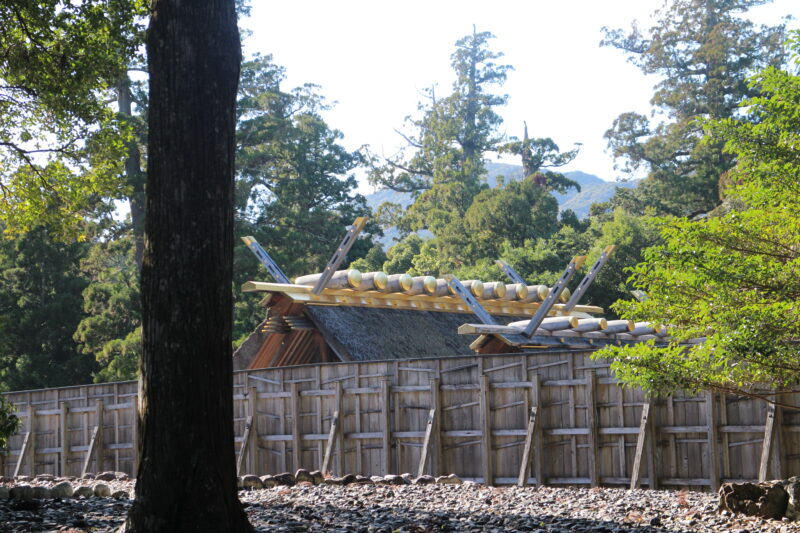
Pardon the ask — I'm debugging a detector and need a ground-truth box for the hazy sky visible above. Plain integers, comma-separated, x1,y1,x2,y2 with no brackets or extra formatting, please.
242,1,796,191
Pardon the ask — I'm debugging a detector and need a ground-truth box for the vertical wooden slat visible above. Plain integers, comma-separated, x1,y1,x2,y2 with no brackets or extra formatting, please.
114,383,120,471
479,373,493,486
586,371,599,487
249,385,259,474
758,400,777,482
132,393,139,476
95,399,104,474
705,392,720,491
532,373,544,486
616,386,627,477
393,361,401,474
335,381,344,475
81,426,99,477
291,382,302,472
629,401,651,489
430,377,441,476
719,394,731,480
354,366,362,475
666,395,677,479
59,402,68,476
315,366,323,468
381,378,391,475
567,357,578,478
645,399,658,489
321,410,339,475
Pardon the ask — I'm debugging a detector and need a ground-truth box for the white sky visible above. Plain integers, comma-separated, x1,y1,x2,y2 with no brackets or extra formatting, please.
241,0,796,191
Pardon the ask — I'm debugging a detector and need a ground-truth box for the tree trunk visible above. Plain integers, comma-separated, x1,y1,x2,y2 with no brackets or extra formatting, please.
116,76,145,270
125,0,251,531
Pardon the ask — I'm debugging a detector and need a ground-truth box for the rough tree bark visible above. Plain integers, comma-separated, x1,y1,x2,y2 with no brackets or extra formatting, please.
125,0,252,531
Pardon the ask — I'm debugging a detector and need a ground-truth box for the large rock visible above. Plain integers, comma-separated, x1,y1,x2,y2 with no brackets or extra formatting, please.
73,485,94,498
310,471,324,485
34,474,55,482
436,474,462,485
32,486,52,499
414,475,435,485
260,475,278,488
294,469,314,484
51,482,74,499
273,472,296,486
95,471,117,481
382,474,407,485
241,475,263,490
93,483,112,498
782,477,800,521
719,481,789,520
112,490,130,500
10,485,34,500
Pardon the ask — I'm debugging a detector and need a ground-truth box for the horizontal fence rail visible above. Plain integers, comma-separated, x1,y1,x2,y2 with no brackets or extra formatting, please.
2,351,798,490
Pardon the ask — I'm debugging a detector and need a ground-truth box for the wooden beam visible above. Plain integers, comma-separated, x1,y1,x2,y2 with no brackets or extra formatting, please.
586,371,599,487
758,401,777,482
629,401,651,489
479,374,493,486
321,410,340,475
13,431,32,478
247,386,257,473
60,402,68,476
236,415,253,476
517,406,538,486
81,426,99,477
430,378,441,476
416,408,437,478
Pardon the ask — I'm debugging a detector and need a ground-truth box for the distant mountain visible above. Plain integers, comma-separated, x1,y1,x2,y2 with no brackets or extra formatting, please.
364,163,640,249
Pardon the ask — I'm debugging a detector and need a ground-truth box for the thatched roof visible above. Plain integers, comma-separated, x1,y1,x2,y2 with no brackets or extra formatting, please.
305,306,522,362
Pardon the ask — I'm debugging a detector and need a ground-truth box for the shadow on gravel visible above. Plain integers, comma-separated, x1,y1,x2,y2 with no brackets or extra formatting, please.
246,500,696,532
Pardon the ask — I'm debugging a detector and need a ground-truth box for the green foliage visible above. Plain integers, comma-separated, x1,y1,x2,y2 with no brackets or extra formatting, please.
0,227,95,391
594,39,800,397
602,0,788,215
73,231,141,382
0,396,20,452
0,0,147,239
232,55,377,342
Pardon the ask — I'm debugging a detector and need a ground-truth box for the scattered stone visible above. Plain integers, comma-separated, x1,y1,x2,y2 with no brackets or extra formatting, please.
272,472,296,486
95,471,117,481
93,483,112,498
719,482,789,520
260,475,278,488
414,475,435,485
72,485,94,498
294,469,314,484
10,485,34,500
112,490,129,500
15,475,32,482
322,477,343,485
241,475,263,490
51,482,74,499
32,486,52,499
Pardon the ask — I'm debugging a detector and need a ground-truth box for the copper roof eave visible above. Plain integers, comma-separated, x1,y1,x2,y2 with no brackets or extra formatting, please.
241,281,604,317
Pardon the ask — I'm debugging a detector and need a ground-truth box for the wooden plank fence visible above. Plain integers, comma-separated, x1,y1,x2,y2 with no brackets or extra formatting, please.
2,351,799,489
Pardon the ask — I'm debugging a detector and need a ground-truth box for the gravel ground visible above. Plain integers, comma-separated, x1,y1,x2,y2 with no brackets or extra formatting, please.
3,480,800,532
